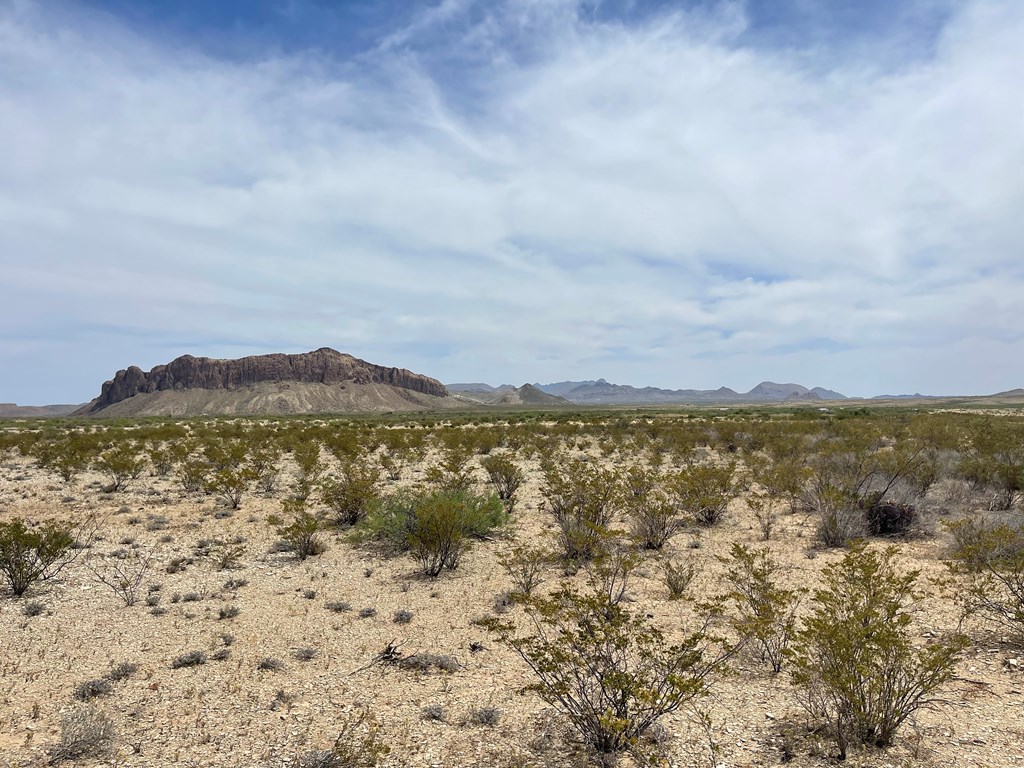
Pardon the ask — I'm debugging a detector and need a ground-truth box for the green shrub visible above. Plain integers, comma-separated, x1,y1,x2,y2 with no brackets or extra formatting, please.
788,543,967,759
424,445,476,492
319,459,381,526
362,490,505,577
480,453,525,513
0,518,79,597
672,462,738,526
944,517,1024,645
293,709,390,768
275,500,328,561
487,581,723,755
408,491,504,577
497,544,550,597
664,557,697,600
542,459,620,562
626,478,684,550
93,443,147,492
718,544,802,673
205,466,257,509
958,419,1024,510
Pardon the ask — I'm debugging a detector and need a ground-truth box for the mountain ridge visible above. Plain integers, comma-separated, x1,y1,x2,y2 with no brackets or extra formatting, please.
77,348,449,417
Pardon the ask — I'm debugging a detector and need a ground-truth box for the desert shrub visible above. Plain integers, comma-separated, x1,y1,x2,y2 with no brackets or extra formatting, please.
49,704,116,763
789,544,968,759
672,462,738,526
805,429,933,547
73,678,113,701
393,609,413,624
421,703,446,721
218,604,240,620
424,444,476,492
468,706,501,726
362,490,504,577
34,434,96,484
586,547,641,608
292,440,325,487
359,607,377,619
22,600,46,617
177,458,209,493
106,662,139,682
719,544,802,673
663,557,698,600
205,465,257,509
542,459,620,563
944,517,1024,645
94,442,146,492
258,657,285,671
0,518,79,597
487,581,724,755
86,547,155,607
626,478,685,550
275,499,328,560
171,650,207,669
958,419,1024,510
498,544,550,597
293,647,319,661
319,459,381,526
292,709,390,768
480,453,525,513
326,600,352,613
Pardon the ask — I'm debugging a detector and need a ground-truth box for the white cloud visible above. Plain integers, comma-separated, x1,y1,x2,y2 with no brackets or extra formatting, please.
0,0,1022,402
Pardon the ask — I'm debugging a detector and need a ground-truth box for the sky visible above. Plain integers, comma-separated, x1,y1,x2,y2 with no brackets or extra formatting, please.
1,0,1022,403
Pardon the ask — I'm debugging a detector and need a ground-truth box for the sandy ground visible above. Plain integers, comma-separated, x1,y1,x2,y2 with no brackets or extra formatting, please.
1,436,1023,768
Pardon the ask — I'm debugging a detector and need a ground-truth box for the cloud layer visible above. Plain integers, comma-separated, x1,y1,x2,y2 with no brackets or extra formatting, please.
1,0,1022,402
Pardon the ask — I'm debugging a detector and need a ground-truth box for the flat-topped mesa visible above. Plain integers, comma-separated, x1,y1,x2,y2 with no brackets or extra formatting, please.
87,348,448,412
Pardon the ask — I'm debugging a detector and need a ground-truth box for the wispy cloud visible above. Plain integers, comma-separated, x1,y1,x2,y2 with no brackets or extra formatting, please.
0,0,1022,402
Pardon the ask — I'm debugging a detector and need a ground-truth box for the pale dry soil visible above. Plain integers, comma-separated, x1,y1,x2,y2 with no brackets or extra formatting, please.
1,450,1022,768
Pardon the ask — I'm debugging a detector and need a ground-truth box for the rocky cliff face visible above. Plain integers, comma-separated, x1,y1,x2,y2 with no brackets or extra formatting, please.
84,348,448,413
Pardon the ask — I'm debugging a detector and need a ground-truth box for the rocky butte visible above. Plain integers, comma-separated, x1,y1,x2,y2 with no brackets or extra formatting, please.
76,348,450,417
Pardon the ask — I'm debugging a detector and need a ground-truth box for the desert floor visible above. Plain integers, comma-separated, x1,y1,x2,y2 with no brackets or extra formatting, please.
1,436,1022,768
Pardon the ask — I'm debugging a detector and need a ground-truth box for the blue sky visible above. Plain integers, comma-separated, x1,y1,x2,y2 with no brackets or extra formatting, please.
1,0,1022,403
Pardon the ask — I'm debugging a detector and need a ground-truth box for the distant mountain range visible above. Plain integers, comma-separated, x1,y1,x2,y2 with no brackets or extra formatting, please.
516,379,847,405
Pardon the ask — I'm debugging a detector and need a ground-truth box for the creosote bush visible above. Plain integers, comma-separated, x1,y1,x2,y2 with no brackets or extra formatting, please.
788,543,967,759
0,517,80,596
498,544,550,597
945,517,1024,644
319,459,382,526
487,580,726,755
542,458,620,563
673,462,738,526
664,557,697,600
480,453,525,513
718,543,802,673
275,499,328,560
292,709,390,768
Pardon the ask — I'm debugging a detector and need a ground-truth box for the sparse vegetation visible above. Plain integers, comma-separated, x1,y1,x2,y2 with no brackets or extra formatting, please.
3,409,1022,767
